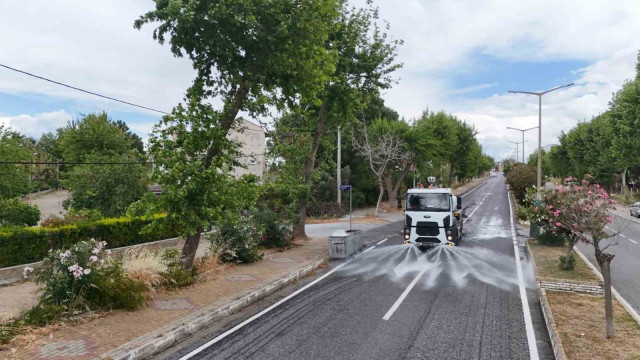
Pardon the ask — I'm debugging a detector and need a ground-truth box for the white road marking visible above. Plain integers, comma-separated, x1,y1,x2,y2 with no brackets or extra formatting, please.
629,239,638,244
508,191,539,360
377,237,388,245
619,234,627,238
178,247,376,359
382,268,427,321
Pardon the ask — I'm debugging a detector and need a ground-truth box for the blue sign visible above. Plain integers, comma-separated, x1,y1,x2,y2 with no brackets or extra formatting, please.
339,185,351,191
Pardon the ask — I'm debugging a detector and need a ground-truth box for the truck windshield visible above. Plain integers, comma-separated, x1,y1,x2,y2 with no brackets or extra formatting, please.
406,193,450,212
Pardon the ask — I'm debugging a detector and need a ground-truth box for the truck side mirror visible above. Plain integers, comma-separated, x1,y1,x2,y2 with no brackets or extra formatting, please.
456,197,462,210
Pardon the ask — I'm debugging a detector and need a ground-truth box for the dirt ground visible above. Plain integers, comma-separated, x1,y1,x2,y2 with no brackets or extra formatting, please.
22,190,69,222
529,240,599,282
547,291,640,360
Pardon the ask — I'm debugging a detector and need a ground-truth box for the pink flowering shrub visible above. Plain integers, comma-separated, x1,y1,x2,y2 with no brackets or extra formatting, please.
27,239,146,311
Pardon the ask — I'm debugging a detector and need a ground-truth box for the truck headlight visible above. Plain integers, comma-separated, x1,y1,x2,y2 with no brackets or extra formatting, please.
404,234,410,240
447,235,453,240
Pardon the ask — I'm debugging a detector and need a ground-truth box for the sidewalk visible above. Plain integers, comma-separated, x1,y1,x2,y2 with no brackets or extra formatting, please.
0,237,327,359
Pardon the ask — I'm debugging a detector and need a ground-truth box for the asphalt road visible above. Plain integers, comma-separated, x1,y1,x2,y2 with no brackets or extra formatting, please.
577,208,640,316
158,176,552,360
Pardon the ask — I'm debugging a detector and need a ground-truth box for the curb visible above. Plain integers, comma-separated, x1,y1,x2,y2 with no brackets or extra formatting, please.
100,258,327,360
539,289,568,360
573,247,640,325
525,240,568,360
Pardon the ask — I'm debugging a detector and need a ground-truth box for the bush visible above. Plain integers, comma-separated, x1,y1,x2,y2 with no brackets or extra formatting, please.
0,215,179,267
28,239,147,311
506,164,539,203
0,304,64,345
559,254,576,270
515,207,529,222
537,230,567,246
0,198,40,227
159,249,197,288
254,209,293,249
208,214,262,264
306,202,348,218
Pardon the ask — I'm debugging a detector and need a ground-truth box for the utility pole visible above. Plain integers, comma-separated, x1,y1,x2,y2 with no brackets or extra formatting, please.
337,126,341,204
507,141,520,162
507,126,538,163
509,83,574,198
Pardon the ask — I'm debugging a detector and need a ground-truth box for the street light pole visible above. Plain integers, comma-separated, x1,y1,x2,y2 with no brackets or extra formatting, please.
507,141,520,162
508,83,574,197
507,126,538,164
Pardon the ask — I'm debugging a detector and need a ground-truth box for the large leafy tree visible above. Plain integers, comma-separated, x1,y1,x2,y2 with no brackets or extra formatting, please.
0,126,34,198
609,52,640,187
148,93,260,269
64,152,148,217
288,2,402,237
57,113,137,163
136,0,341,254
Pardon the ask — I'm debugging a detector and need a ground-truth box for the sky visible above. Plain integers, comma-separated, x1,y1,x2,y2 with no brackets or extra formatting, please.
1,0,640,161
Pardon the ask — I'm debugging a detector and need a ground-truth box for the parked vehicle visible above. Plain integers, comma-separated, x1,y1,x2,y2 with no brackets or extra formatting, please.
630,202,640,218
401,188,464,248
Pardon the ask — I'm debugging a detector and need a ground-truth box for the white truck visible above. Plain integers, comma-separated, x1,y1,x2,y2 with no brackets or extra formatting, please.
401,188,464,248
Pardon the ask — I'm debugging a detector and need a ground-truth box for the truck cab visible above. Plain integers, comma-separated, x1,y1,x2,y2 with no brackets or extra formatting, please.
402,188,463,247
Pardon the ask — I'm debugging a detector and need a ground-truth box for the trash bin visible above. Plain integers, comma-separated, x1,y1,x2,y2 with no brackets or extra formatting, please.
329,230,363,259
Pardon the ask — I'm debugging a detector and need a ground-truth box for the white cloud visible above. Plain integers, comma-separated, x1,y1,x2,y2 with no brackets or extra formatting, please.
0,110,72,139
1,0,640,161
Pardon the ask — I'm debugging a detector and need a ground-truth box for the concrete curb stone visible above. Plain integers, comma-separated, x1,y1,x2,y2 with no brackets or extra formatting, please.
525,239,568,360
100,258,327,360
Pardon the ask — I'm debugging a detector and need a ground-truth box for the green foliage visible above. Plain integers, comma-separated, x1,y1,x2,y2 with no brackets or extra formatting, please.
559,254,576,270
0,126,34,199
57,112,140,163
0,199,40,227
29,239,146,311
125,192,161,218
208,214,262,264
254,208,294,248
159,249,198,288
0,304,65,344
64,152,148,217
537,230,567,247
0,215,178,267
506,164,538,203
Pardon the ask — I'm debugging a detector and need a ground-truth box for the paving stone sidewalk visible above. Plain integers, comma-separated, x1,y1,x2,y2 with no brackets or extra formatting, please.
0,237,327,360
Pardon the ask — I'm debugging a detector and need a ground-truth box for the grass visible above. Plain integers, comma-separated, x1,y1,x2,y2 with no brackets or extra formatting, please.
529,239,599,282
547,291,640,360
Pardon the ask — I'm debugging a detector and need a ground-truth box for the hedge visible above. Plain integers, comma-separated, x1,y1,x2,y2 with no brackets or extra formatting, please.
0,215,180,268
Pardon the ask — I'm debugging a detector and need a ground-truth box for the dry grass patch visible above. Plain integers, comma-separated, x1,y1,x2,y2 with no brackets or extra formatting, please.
529,240,598,282
306,213,386,225
547,291,640,360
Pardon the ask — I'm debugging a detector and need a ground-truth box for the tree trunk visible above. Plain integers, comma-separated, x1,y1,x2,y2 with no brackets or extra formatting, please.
621,167,628,194
597,251,615,338
565,245,574,263
375,177,385,217
384,163,412,208
180,230,202,270
183,79,248,268
293,101,327,239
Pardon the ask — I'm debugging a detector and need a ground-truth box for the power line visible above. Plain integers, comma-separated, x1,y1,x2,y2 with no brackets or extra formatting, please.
0,63,170,115
0,153,268,166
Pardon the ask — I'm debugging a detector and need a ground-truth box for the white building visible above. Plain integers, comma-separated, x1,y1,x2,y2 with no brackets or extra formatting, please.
227,120,267,179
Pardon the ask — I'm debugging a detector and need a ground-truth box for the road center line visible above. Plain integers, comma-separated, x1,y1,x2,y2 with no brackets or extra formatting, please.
508,191,539,360
377,237,388,245
178,246,376,359
629,238,638,244
382,268,427,321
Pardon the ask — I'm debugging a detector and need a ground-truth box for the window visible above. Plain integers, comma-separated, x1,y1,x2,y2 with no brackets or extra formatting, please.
406,193,451,212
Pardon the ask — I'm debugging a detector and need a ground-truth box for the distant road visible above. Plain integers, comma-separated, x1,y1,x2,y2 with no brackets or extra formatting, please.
23,190,69,222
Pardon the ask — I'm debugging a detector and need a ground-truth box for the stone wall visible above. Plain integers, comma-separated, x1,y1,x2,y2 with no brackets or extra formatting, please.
537,277,603,296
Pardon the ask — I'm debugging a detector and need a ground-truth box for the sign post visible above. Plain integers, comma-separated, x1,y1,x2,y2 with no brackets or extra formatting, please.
340,185,352,231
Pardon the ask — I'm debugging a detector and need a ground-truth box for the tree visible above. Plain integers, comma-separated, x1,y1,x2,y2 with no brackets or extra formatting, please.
353,124,412,216
545,176,618,338
609,52,640,189
148,93,261,270
136,0,342,247
64,152,148,217
0,126,34,199
57,113,136,163
506,164,538,203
